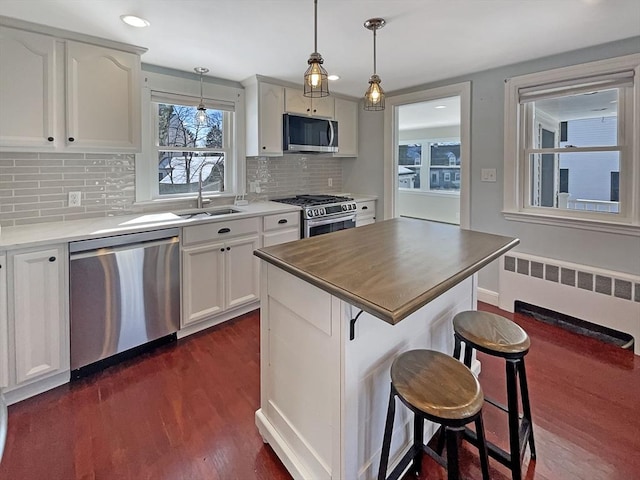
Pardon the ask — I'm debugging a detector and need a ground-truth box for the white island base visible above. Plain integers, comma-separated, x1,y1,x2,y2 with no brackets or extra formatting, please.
256,263,479,480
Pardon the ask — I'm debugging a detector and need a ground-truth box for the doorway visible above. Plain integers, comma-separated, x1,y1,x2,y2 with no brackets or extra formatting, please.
383,83,470,228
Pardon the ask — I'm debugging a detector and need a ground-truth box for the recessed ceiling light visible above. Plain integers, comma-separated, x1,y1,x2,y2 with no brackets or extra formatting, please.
434,105,447,109
328,75,340,81
120,15,150,28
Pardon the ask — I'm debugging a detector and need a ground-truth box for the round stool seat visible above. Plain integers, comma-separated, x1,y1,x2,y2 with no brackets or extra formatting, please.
453,311,530,356
391,349,483,421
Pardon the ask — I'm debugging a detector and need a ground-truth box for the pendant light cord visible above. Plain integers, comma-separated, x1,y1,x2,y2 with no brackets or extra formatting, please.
372,28,377,74
313,0,318,54
199,72,204,103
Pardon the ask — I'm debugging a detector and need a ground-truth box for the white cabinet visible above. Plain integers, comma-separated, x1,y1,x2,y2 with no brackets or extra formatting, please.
7,245,68,388
65,41,141,152
355,200,376,227
0,27,56,149
333,98,359,157
0,253,7,388
262,211,300,247
244,77,284,156
284,87,334,118
0,25,141,153
182,218,260,327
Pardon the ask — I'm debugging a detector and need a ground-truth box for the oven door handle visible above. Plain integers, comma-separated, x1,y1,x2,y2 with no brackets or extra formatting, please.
306,214,356,227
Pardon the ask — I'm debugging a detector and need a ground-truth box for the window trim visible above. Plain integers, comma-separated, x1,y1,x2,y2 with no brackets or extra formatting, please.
136,70,245,204
503,54,640,236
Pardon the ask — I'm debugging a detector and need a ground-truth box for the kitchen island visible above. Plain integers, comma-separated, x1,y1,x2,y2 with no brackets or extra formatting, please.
254,218,518,480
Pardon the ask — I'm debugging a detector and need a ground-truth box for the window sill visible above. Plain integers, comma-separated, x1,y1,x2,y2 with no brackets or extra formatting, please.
399,189,461,197
502,210,640,237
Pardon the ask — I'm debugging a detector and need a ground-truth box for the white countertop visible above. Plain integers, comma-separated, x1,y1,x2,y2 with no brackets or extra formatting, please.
0,201,300,250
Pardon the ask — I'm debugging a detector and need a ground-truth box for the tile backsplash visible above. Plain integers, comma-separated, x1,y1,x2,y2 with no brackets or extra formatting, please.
0,152,136,227
246,155,343,200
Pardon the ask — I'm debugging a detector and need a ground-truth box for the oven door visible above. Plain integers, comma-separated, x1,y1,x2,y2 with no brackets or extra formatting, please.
305,214,356,237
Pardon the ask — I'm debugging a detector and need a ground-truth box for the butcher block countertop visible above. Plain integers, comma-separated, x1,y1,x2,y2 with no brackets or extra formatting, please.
254,218,519,325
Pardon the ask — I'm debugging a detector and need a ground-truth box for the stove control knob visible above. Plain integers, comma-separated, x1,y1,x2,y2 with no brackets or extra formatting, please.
307,209,313,217
342,204,347,211
320,208,325,215
314,209,319,216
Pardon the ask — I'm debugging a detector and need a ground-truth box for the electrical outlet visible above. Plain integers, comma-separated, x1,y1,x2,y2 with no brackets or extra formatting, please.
481,168,497,182
328,178,333,187
68,191,82,207
249,181,257,193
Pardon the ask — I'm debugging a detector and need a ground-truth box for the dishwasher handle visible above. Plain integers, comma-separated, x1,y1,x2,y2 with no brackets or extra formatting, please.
69,237,179,260
69,228,180,254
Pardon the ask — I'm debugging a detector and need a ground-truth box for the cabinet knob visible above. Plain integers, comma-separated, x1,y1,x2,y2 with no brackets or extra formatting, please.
49,256,56,262
262,146,266,150
306,108,310,112
226,247,231,251
47,136,54,142
277,219,288,224
362,206,368,210
68,137,75,142
220,248,225,252
313,109,317,113
218,227,231,234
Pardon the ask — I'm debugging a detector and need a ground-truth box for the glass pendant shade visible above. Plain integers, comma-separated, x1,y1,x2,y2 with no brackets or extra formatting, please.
303,0,329,98
194,67,209,125
364,74,385,111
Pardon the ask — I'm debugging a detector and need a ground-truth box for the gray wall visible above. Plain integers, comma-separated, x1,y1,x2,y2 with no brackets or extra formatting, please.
346,36,640,292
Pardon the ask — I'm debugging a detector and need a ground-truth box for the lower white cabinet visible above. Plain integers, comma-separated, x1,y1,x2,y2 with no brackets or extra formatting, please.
6,245,69,390
182,219,260,327
355,200,377,227
0,253,7,388
262,211,300,247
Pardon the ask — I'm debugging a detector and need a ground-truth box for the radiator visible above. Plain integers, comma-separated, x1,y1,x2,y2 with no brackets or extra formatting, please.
498,252,640,355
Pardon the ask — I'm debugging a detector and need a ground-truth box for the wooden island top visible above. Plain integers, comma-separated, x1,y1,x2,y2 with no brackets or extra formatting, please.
254,217,519,324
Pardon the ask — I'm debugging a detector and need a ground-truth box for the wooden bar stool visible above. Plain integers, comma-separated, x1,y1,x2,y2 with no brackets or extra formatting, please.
453,311,536,480
378,349,490,480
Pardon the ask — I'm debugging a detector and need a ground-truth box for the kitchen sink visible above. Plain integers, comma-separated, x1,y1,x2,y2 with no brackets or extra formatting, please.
175,207,242,219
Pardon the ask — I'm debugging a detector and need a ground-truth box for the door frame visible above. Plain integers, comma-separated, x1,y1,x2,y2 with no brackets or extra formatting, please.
383,82,471,228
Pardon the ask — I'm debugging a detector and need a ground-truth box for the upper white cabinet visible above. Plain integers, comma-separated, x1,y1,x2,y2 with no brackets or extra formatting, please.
0,27,56,149
0,25,142,153
65,41,141,151
334,98,358,157
244,77,284,156
284,87,334,118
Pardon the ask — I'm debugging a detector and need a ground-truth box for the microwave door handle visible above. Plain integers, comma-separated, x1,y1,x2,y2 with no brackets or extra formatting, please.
328,121,335,147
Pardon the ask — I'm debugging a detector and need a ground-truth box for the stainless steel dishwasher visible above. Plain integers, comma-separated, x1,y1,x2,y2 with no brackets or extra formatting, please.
69,228,180,377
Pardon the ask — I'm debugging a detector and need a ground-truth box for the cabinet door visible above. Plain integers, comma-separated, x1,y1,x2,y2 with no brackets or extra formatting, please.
225,235,260,309
0,254,7,388
334,98,358,157
285,88,334,118
259,82,284,155
11,246,67,385
182,242,225,326
65,41,141,152
0,27,57,149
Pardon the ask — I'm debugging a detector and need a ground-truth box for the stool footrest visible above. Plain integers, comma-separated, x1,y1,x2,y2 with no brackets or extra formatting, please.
385,445,417,480
463,426,511,466
485,396,509,413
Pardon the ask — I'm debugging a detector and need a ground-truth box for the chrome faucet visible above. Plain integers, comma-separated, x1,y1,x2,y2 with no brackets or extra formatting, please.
196,160,216,209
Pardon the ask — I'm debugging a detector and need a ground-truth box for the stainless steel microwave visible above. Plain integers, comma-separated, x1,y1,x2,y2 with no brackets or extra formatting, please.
283,114,338,153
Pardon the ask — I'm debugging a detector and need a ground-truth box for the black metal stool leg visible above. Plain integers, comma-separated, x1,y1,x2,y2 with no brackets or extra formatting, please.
475,413,491,480
453,335,462,360
413,412,424,475
378,384,396,480
506,360,522,480
463,342,473,368
446,427,461,480
517,358,536,459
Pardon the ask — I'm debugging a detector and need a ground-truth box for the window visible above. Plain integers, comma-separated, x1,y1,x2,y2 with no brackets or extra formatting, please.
136,71,243,203
504,54,640,233
398,140,460,192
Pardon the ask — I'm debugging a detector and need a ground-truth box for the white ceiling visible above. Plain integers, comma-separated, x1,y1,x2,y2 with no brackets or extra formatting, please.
1,0,638,100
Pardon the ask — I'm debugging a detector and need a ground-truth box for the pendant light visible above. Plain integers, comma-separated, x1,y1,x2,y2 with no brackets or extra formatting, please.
194,67,209,125
363,18,386,111
303,0,329,98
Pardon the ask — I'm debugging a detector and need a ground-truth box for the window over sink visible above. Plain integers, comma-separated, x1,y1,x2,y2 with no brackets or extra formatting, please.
136,70,244,203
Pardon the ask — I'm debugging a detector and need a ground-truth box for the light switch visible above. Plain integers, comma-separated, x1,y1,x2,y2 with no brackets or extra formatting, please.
481,168,497,182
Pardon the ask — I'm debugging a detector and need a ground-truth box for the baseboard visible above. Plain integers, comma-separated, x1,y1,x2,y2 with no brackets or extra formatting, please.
477,287,499,306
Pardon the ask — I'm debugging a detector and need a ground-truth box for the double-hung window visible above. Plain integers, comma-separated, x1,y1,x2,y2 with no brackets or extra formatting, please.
399,140,461,192
503,54,640,233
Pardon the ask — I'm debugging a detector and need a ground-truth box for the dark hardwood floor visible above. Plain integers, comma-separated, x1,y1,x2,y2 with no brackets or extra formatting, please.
1,303,638,479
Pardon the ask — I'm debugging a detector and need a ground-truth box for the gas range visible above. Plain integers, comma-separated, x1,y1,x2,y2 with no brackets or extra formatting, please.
273,194,357,219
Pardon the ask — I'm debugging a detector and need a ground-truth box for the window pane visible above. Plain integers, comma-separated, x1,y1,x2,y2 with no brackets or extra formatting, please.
158,151,225,195
398,144,421,165
398,144,421,189
157,103,223,148
430,143,460,166
532,89,618,148
528,151,619,214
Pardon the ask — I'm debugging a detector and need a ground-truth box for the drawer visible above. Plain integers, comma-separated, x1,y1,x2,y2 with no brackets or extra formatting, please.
263,211,300,231
182,217,260,246
356,201,376,215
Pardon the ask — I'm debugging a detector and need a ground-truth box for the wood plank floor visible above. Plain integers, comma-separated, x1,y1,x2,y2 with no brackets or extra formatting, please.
1,303,638,479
